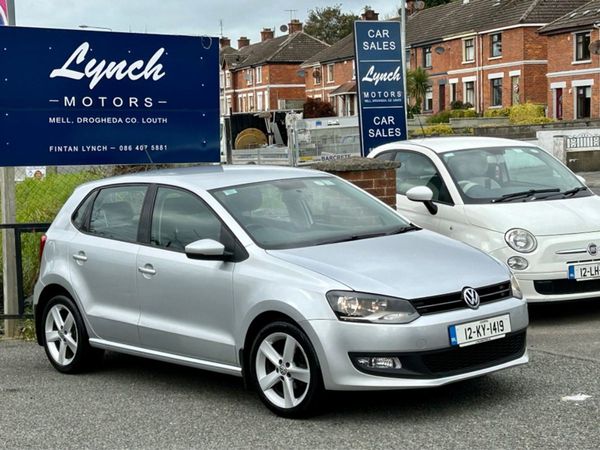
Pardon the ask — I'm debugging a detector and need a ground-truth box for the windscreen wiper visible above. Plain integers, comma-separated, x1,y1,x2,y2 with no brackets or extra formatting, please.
491,188,560,203
539,186,588,199
386,224,421,235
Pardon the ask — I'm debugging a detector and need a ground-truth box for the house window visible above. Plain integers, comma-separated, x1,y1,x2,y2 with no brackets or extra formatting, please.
246,69,253,86
405,49,411,69
220,72,224,89
226,96,232,115
511,76,520,105
491,78,503,107
464,81,475,106
248,94,254,111
576,85,591,119
490,33,502,57
225,71,231,88
327,64,334,83
423,47,432,68
255,67,262,84
424,85,433,111
257,92,263,111
575,32,591,61
450,83,457,103
463,38,475,62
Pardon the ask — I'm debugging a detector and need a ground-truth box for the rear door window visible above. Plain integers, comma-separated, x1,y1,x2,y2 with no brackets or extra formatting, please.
88,185,147,242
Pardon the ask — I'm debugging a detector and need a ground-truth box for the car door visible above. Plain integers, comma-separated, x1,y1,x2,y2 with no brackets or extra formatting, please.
68,184,147,346
136,186,237,365
375,150,455,233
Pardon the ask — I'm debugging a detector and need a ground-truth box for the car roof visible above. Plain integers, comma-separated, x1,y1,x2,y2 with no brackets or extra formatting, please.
78,165,327,192
371,136,540,155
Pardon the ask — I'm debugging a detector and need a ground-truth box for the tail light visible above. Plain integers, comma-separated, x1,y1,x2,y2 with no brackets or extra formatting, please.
39,234,47,262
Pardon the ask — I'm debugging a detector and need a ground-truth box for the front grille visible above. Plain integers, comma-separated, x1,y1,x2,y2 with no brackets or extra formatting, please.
410,281,511,315
421,331,526,376
534,279,600,296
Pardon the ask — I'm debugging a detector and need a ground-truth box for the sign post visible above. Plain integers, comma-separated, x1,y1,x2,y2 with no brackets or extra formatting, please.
354,20,407,157
1,0,18,337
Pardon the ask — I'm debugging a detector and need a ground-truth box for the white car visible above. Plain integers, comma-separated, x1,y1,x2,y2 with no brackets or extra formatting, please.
369,136,600,303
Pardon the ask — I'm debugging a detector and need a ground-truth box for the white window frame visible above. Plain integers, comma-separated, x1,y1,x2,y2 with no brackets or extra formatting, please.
257,92,263,111
573,81,593,119
463,38,475,63
490,32,502,58
463,79,476,106
490,77,503,107
255,66,262,84
246,69,253,86
327,64,335,83
225,71,232,88
573,30,592,64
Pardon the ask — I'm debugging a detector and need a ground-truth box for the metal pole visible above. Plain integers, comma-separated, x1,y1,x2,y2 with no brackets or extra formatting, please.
401,0,408,133
3,0,18,337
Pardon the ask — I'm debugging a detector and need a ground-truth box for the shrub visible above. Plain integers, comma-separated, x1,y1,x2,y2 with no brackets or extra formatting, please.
484,108,510,118
509,102,552,125
450,100,465,110
303,98,336,118
411,124,454,137
426,110,452,124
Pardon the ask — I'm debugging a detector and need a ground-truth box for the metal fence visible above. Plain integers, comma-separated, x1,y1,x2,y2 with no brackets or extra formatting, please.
0,163,194,335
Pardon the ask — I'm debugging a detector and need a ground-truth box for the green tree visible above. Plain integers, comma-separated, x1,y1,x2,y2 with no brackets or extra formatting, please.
304,4,359,44
406,66,430,111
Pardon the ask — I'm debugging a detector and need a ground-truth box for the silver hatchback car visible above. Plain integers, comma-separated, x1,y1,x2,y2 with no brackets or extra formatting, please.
34,166,528,417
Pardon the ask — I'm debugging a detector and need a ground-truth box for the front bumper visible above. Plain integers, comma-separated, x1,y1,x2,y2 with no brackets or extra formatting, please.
489,233,600,303
303,297,528,391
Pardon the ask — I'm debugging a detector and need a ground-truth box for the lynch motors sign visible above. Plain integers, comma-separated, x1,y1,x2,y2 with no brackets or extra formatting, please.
354,21,407,156
0,26,219,166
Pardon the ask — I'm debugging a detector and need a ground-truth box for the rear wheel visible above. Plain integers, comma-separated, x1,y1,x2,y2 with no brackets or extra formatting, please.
250,321,324,418
42,295,102,373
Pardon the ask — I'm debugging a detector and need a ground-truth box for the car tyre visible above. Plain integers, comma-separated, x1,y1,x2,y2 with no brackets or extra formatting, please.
249,321,324,418
41,294,103,373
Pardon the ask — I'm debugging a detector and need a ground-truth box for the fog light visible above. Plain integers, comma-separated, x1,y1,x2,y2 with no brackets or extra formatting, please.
356,356,402,370
507,256,529,270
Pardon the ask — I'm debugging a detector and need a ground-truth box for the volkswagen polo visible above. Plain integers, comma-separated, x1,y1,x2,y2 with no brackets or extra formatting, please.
34,165,528,417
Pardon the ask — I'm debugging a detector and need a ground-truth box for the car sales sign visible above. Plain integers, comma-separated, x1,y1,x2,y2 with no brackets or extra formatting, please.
0,26,219,166
354,21,407,157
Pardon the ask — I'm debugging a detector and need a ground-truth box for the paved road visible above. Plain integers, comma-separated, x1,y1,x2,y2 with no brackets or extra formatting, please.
1,300,599,449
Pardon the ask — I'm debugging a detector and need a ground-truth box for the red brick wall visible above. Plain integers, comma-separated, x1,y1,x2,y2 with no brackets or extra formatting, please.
305,59,354,104
545,31,600,119
410,27,549,114
328,169,397,207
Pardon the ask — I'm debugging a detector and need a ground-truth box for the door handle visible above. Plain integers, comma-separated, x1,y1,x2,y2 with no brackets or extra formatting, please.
138,265,156,276
72,253,87,262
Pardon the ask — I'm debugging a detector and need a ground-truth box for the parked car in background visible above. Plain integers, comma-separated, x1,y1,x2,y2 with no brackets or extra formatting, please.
34,165,528,417
370,136,600,303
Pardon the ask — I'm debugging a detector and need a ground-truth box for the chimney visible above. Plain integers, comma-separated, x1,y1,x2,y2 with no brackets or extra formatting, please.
237,36,250,49
220,36,231,49
361,9,379,21
261,28,274,42
288,19,303,34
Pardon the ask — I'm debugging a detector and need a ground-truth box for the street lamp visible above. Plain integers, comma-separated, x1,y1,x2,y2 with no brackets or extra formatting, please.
79,25,112,31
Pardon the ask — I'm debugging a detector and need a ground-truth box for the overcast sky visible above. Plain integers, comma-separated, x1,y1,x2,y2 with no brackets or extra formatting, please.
12,0,400,43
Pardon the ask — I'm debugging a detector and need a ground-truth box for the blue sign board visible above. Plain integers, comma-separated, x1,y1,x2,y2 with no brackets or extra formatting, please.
354,21,407,157
0,26,219,166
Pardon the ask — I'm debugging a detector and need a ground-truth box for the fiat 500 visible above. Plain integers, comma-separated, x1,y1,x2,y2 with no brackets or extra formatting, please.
370,136,599,303
34,165,528,417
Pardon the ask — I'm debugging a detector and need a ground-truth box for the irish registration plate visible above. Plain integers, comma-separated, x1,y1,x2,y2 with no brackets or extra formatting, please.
568,263,600,281
449,314,511,347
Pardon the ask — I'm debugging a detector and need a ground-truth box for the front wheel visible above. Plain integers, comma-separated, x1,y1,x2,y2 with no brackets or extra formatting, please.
249,321,324,418
41,295,102,373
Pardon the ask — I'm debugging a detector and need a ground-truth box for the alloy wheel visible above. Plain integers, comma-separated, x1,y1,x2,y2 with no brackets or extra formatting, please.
44,304,78,366
254,332,311,409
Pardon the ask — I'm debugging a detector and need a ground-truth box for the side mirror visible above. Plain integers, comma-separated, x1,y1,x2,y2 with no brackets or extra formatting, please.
185,239,230,260
576,175,587,185
406,186,438,215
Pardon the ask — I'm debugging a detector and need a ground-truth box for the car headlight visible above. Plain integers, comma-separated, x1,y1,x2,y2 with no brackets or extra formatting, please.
326,291,419,324
505,228,537,253
511,274,524,300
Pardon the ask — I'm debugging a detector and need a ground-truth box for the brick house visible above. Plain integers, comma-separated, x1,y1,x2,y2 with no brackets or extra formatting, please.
301,10,380,117
301,33,357,116
219,21,328,115
405,0,589,114
539,0,600,120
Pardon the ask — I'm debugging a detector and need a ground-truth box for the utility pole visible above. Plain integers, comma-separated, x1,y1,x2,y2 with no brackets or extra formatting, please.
2,0,18,337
